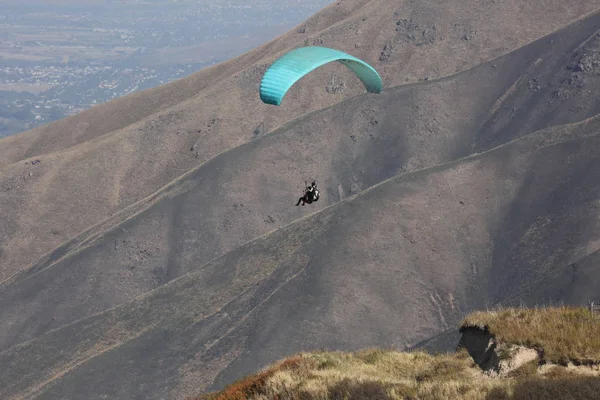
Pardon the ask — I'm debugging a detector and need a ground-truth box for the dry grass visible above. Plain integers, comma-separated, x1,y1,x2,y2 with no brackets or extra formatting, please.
192,356,310,400
505,360,539,379
503,375,600,400
192,307,600,399
192,348,600,400
461,306,600,364
191,349,509,400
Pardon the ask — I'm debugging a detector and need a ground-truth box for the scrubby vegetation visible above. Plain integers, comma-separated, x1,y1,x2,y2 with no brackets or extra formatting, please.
461,305,600,364
192,349,506,400
191,306,600,400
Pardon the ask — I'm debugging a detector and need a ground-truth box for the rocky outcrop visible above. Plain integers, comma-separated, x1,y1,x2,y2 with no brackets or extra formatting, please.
456,326,539,377
457,326,500,372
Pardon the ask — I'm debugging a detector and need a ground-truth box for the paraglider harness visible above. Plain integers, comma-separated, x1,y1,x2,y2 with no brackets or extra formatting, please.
296,180,320,206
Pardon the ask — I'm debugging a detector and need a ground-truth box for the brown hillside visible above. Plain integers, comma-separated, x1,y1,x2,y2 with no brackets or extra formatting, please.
2,115,600,399
3,8,600,356
2,1,600,399
1,0,599,282
192,307,600,400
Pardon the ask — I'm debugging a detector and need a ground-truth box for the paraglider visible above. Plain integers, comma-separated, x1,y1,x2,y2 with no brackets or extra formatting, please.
258,47,381,206
260,46,383,106
296,180,320,206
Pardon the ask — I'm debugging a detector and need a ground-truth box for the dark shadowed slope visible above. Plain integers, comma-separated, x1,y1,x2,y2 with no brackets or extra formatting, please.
2,116,600,399
1,0,599,283
3,10,600,355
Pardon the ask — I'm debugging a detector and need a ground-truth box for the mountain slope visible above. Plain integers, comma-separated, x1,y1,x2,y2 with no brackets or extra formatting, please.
2,2,600,399
193,306,600,400
3,9,600,356
2,115,600,399
1,0,599,282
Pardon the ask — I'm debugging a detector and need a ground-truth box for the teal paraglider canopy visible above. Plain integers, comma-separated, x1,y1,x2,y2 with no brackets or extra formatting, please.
259,46,383,106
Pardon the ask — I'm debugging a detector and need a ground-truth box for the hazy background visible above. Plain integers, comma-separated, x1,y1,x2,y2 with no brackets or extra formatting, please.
0,0,332,137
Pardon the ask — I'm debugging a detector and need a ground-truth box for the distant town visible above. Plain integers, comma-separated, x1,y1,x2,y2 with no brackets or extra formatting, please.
0,0,331,137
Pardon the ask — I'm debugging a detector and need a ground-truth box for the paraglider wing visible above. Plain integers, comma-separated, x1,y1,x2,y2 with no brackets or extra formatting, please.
259,46,382,106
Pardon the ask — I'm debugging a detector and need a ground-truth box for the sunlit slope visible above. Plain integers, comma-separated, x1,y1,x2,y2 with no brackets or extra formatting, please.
1,0,599,281
3,115,600,399
192,307,600,400
3,11,600,357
